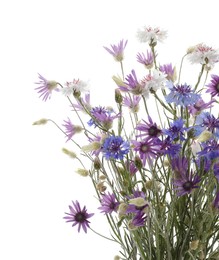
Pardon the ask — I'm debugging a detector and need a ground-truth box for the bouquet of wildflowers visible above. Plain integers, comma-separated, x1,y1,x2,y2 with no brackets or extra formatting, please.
33,26,219,260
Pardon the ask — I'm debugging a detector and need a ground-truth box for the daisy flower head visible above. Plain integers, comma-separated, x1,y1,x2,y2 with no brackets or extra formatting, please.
206,74,219,97
165,81,201,107
136,26,167,46
159,63,177,82
172,170,201,197
35,73,58,101
98,192,119,214
102,135,130,160
61,79,89,97
187,43,219,68
123,94,141,113
104,39,128,62
188,98,215,116
63,200,94,233
136,50,154,69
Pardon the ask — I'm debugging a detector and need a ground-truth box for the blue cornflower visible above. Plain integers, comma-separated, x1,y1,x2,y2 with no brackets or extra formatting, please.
165,81,200,106
102,136,130,160
197,139,219,160
163,118,186,141
157,136,181,157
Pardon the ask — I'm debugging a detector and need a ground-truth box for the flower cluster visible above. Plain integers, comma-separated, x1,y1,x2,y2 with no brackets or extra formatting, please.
34,25,219,259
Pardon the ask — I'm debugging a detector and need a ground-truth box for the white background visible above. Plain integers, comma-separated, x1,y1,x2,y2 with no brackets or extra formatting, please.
1,0,219,259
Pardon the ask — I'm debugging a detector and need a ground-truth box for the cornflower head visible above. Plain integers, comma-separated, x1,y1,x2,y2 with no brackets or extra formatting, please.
165,81,200,107
159,63,177,82
102,135,130,160
157,136,181,158
98,192,119,214
187,43,219,68
197,139,219,161
61,79,89,97
63,118,83,142
172,170,201,196
163,118,186,141
188,98,215,116
88,106,120,130
136,116,162,140
63,200,94,233
206,74,219,97
136,50,154,69
34,73,58,101
195,112,219,138
136,26,167,46
132,137,160,166
104,39,128,62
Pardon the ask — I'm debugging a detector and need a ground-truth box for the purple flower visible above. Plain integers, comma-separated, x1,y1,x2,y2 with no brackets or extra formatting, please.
195,112,219,138
136,50,154,68
197,139,219,160
132,137,160,165
104,39,128,62
98,192,119,214
35,73,58,101
206,74,219,97
102,136,130,160
129,211,147,229
159,63,176,82
165,81,200,107
88,106,120,130
63,118,82,142
136,116,162,140
163,118,186,141
188,98,215,116
123,94,141,113
157,137,181,157
63,200,94,233
170,156,189,178
172,170,201,196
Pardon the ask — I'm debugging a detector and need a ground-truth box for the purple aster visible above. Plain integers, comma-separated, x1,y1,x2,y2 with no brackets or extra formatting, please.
195,112,219,138
188,98,215,116
132,137,160,165
136,116,162,140
206,74,219,97
102,135,130,160
165,81,200,107
129,211,147,229
157,136,181,157
104,39,128,62
172,170,201,196
63,118,82,142
159,63,176,82
34,73,58,101
88,106,120,130
136,50,154,68
170,156,189,178
63,200,94,233
98,192,119,214
120,70,145,95
163,118,186,141
125,160,138,176
123,94,141,113
72,93,91,112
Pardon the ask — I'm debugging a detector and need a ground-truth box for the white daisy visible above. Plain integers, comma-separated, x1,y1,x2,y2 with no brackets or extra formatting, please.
61,79,89,96
137,26,167,44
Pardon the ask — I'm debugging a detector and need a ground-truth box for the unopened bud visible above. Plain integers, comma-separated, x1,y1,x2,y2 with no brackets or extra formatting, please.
75,168,89,177
129,197,148,207
96,181,107,192
197,130,212,142
32,118,48,125
114,256,120,260
190,240,199,250
115,89,123,104
93,157,101,170
134,155,143,170
81,142,101,153
118,202,128,217
62,148,77,159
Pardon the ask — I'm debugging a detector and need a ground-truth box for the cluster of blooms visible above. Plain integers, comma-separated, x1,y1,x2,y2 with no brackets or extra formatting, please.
34,26,219,259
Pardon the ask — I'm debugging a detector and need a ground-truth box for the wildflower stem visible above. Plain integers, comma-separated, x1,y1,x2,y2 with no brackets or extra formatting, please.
177,54,187,85
194,64,205,90
89,227,116,242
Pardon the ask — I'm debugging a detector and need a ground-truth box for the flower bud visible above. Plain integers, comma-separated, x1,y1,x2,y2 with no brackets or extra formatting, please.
93,157,102,170
134,155,143,170
96,181,107,192
81,142,101,153
114,256,120,260
75,168,89,177
62,148,77,159
32,118,48,125
118,202,128,217
115,89,123,104
197,130,212,142
189,240,199,250
129,197,148,207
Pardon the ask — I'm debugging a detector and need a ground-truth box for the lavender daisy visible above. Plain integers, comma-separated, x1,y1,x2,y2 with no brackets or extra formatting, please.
159,63,176,82
63,118,83,142
123,94,141,113
206,74,219,97
102,135,130,160
136,50,154,69
188,98,215,116
98,192,119,214
172,170,201,196
104,39,128,62
128,211,147,230
35,73,58,101
165,81,200,107
63,200,94,233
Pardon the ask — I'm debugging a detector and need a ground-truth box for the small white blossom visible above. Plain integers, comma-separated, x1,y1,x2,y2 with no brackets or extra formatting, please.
61,79,89,96
137,26,167,44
